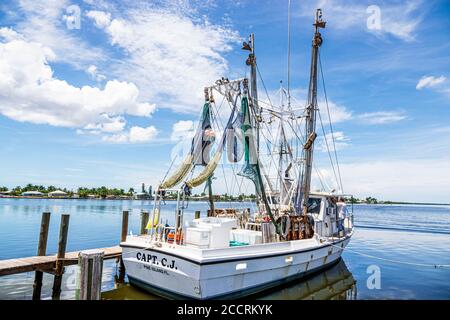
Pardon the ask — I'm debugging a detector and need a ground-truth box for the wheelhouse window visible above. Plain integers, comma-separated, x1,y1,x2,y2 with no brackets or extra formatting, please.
307,197,322,214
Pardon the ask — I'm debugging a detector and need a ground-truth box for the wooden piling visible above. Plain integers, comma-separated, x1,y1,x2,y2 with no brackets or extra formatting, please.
51,214,70,300
121,210,129,242
195,210,200,219
76,250,104,300
117,210,128,283
32,212,51,300
140,211,149,235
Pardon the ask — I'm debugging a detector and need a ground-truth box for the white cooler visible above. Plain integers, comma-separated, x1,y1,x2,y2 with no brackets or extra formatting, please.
185,227,211,248
189,217,237,249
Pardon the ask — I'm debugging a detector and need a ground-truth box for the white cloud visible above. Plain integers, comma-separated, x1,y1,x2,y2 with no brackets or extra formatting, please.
86,10,111,28
319,100,353,124
85,6,240,112
0,27,24,42
86,65,106,82
14,0,106,69
358,111,407,124
171,120,195,141
129,126,158,143
297,0,424,42
311,157,450,202
317,131,350,153
340,158,450,203
102,126,158,144
0,36,155,137
416,75,447,90
83,115,126,133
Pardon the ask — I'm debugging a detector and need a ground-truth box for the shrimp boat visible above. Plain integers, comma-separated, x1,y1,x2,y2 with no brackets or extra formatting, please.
121,9,354,299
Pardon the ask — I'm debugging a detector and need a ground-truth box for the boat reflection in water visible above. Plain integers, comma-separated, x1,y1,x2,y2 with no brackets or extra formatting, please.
102,259,356,300
255,259,356,300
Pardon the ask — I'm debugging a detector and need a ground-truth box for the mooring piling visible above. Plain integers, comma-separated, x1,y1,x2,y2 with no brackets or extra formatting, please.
76,249,104,300
51,214,70,300
0,209,122,300
117,210,129,282
140,210,149,235
121,210,129,242
32,212,51,300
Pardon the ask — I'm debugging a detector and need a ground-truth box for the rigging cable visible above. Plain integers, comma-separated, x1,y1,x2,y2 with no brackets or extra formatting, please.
317,107,341,192
287,0,292,109
318,50,344,192
210,90,247,210
256,64,274,108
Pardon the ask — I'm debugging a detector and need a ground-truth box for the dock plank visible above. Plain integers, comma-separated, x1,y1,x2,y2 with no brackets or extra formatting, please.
0,246,122,276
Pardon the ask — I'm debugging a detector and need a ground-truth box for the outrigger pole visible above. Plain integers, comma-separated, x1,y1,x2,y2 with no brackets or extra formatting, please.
243,34,261,154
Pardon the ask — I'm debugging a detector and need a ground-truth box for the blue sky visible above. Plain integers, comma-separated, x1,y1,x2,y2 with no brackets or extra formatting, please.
0,0,449,202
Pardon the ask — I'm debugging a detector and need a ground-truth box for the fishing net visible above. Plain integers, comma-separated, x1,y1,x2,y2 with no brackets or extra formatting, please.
185,96,239,189
160,102,213,189
237,96,262,193
159,154,194,189
185,148,222,188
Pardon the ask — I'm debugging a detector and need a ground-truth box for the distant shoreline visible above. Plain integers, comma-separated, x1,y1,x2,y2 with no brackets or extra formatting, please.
0,195,449,206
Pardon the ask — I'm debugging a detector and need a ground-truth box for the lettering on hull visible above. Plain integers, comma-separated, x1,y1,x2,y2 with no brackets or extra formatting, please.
136,252,178,271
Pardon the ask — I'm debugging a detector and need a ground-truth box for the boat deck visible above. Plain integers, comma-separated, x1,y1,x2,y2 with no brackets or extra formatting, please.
121,234,346,264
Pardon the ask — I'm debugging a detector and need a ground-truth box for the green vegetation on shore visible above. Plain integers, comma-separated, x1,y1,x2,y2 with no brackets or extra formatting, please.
0,184,135,198
0,185,448,205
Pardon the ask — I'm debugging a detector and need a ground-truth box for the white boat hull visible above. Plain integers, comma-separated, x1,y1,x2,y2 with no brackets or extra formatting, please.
121,234,352,299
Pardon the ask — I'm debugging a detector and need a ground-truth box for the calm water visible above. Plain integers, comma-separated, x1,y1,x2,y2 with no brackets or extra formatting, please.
0,198,449,300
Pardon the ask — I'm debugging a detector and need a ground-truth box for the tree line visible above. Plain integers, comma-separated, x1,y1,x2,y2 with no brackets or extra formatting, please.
0,184,136,198
0,185,381,203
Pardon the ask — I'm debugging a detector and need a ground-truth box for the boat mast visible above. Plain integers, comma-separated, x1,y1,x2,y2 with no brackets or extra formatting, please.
301,9,325,213
204,88,215,216
278,81,285,206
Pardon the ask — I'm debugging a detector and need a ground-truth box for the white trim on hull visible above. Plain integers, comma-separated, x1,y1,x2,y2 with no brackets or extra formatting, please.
120,233,352,299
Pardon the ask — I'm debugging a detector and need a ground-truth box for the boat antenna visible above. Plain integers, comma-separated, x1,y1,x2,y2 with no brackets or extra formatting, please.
287,0,292,110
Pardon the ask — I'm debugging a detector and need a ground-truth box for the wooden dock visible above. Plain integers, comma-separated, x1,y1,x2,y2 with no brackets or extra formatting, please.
0,210,154,300
0,246,122,276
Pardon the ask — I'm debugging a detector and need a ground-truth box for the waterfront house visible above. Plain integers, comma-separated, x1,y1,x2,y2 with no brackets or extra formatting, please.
48,190,68,198
21,191,44,197
0,190,13,197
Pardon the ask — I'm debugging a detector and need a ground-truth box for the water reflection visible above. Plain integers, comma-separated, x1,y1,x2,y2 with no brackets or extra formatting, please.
255,259,356,300
101,259,356,300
